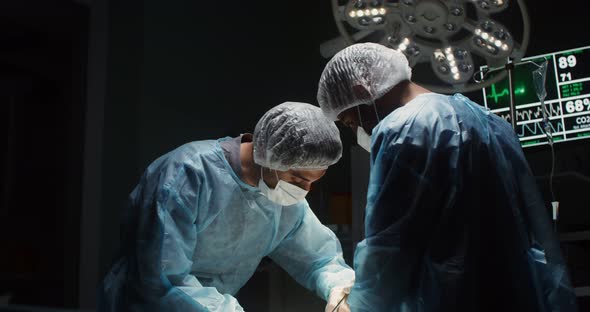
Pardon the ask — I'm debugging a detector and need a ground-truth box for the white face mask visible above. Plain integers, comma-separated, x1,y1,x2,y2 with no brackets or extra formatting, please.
356,104,379,153
357,126,372,153
258,169,308,206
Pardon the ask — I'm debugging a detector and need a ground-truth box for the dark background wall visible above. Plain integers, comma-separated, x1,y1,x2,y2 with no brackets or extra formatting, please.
0,0,588,310
0,0,88,307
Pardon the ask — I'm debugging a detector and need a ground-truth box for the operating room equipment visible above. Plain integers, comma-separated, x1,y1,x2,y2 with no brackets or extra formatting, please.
321,0,530,93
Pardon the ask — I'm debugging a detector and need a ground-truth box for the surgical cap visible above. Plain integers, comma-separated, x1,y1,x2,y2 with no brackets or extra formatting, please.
317,43,412,121
253,102,342,171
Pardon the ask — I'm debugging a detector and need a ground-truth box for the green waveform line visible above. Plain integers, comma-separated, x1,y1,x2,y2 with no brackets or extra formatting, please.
487,85,508,103
487,84,526,104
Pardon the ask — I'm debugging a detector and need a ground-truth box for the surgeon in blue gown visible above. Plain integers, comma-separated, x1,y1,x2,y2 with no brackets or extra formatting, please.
99,102,355,312
316,43,577,312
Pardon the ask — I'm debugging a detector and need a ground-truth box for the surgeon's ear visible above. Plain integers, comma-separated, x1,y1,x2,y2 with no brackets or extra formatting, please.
352,84,371,99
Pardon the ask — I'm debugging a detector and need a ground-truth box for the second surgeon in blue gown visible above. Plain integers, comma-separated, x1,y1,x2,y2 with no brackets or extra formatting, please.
99,102,355,311
317,43,577,312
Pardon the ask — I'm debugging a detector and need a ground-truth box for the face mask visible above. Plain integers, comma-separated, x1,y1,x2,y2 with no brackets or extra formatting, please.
356,104,380,153
258,169,308,206
357,126,372,153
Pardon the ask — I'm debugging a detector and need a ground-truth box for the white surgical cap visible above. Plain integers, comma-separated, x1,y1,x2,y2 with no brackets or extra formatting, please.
317,43,412,121
253,102,342,171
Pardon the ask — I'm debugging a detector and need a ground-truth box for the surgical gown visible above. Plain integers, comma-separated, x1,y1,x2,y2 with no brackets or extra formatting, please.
99,139,354,312
348,93,576,312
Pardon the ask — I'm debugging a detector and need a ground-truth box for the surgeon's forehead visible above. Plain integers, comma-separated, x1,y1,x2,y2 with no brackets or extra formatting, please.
337,107,358,124
288,169,326,181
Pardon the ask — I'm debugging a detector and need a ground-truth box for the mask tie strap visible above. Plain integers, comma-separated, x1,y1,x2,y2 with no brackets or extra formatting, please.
372,101,381,123
356,106,364,131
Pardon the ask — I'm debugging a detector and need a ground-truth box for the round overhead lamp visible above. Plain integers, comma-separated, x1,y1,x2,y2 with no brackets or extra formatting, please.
324,0,530,93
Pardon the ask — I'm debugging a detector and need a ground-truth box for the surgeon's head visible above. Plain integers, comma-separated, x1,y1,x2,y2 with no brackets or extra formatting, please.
252,102,342,205
317,43,412,151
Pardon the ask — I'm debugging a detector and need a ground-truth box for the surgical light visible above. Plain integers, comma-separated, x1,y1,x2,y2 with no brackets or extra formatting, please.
323,0,529,93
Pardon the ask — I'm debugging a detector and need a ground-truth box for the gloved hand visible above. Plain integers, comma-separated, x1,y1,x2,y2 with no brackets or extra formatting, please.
325,285,352,312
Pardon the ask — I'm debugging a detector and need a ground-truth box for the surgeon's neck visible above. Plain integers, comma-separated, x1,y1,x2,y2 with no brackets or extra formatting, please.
375,80,431,114
240,142,260,187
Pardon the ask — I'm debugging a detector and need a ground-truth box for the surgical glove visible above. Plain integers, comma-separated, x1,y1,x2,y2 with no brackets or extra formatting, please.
325,285,352,312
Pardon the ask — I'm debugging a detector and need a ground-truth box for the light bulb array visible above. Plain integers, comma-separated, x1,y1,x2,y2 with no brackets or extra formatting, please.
475,0,506,9
396,37,411,52
433,47,473,83
444,47,461,81
391,37,421,59
347,1,388,27
348,7,386,18
473,27,510,55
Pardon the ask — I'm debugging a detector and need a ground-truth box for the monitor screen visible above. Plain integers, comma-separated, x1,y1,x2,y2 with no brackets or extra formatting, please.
481,46,590,147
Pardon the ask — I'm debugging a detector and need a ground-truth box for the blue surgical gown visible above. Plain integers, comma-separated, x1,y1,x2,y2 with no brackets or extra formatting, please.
348,93,577,312
99,139,354,311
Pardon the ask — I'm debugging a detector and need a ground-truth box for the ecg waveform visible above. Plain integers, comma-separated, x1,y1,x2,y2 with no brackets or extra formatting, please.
486,84,526,104
487,85,510,104
517,121,565,138
498,103,562,122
